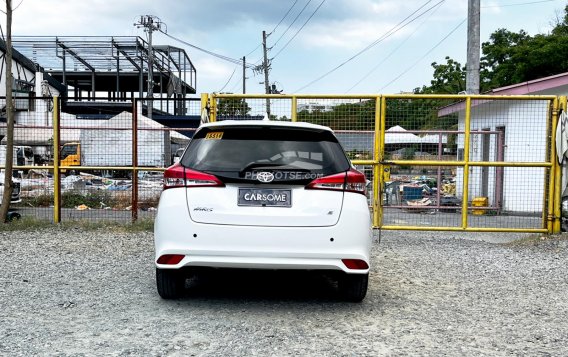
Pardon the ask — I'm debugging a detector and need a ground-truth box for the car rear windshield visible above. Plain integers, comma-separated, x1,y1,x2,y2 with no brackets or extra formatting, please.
180,125,351,183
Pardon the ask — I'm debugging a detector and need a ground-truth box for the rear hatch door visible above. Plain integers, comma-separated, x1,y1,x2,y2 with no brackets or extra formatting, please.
181,124,351,227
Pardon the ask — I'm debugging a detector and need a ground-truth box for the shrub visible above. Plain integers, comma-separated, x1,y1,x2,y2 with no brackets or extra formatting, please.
61,191,116,209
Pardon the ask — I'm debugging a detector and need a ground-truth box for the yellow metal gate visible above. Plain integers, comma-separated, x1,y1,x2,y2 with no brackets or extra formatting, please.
205,93,564,234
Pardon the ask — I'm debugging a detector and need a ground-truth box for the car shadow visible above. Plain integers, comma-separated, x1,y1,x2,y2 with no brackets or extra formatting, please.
177,268,345,303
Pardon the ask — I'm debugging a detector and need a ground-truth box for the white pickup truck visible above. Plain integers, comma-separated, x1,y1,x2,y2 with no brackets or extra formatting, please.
0,172,21,204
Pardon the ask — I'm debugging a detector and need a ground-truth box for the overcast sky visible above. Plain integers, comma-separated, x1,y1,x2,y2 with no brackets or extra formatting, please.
2,0,566,95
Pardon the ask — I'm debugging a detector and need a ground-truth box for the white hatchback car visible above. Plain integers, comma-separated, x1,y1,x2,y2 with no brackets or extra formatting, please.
154,120,372,301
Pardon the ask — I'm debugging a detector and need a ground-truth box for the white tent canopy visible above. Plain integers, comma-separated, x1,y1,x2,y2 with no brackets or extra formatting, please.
1,111,190,145
385,125,447,144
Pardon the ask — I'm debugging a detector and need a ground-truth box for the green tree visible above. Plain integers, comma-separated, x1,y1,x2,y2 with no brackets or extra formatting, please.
420,5,568,94
217,97,251,118
417,57,466,94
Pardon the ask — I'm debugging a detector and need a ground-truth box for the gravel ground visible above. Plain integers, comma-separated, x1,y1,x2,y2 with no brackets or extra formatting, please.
1,228,567,356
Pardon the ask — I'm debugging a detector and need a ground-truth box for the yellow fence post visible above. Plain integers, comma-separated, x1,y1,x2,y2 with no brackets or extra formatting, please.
291,96,298,122
210,94,217,122
52,96,61,224
373,96,383,228
461,96,472,230
552,96,566,233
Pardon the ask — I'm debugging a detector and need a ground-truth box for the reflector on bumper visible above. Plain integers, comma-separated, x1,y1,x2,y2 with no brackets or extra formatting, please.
157,254,185,265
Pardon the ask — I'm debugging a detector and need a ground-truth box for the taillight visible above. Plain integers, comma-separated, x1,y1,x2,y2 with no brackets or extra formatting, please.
157,254,185,265
342,259,369,270
305,169,367,195
163,164,224,189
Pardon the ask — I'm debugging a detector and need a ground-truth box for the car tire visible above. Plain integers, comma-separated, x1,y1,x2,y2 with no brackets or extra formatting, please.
7,212,21,222
339,273,368,302
156,268,185,299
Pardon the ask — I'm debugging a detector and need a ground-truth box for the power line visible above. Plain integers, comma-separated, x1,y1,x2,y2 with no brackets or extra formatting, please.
241,1,301,67
346,0,438,63
272,0,314,48
245,43,262,57
347,1,445,93
229,76,242,93
272,0,326,60
270,0,300,35
379,18,466,92
481,0,557,8
160,30,256,69
294,0,443,92
218,66,238,92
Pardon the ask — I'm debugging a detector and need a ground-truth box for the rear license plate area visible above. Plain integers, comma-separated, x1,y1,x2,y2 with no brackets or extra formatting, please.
238,188,292,207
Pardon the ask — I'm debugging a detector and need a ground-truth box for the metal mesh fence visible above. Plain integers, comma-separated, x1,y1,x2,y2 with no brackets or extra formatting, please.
215,97,293,121
383,96,555,231
297,98,376,162
1,96,55,221
0,97,200,223
381,96,462,228
0,94,561,232
213,96,378,159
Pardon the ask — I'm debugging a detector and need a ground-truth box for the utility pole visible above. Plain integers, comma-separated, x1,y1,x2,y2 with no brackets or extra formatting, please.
262,30,271,117
135,15,165,119
466,0,480,94
0,0,15,222
242,56,246,94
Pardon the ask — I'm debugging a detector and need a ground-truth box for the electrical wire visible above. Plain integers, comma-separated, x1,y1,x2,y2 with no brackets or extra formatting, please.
217,66,238,92
481,0,557,8
347,0,444,93
161,31,256,69
379,18,466,92
229,76,242,93
272,0,326,60
270,0,300,35
241,1,301,67
272,0,314,48
294,0,442,92
244,43,262,57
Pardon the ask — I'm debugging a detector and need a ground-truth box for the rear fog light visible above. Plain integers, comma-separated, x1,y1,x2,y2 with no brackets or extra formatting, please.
157,254,185,265
342,259,369,270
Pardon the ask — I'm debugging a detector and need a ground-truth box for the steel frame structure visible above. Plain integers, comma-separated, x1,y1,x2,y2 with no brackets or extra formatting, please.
11,36,196,105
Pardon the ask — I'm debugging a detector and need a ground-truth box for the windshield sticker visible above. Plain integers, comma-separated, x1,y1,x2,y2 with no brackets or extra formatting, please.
205,132,223,140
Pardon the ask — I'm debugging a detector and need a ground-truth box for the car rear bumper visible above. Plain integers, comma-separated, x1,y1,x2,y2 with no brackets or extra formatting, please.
154,190,373,274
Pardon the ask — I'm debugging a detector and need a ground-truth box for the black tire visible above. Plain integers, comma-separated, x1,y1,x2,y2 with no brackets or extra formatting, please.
339,273,368,302
7,212,21,222
156,268,185,299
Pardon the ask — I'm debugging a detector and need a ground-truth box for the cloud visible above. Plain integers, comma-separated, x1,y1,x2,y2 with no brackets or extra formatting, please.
301,19,413,49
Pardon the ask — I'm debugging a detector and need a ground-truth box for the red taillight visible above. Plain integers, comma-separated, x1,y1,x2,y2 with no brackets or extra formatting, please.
342,259,369,270
163,164,224,189
305,169,366,195
344,169,367,194
157,254,185,265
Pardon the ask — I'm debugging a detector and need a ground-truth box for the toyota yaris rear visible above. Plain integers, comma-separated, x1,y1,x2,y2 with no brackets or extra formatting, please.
154,121,372,301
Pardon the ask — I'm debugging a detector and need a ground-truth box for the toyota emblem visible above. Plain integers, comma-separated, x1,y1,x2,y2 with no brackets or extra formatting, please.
256,171,275,183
